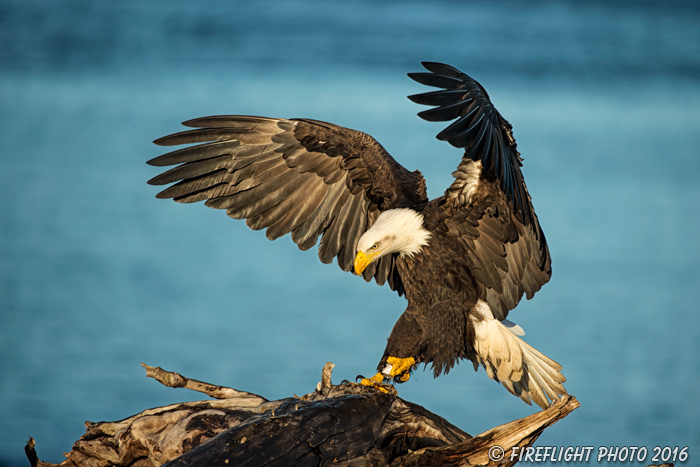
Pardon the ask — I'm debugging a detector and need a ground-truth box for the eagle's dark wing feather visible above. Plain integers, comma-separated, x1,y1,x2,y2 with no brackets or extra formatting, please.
410,62,551,319
148,116,427,294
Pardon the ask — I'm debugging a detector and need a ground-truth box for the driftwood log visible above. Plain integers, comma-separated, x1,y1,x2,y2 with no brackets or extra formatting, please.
26,362,580,467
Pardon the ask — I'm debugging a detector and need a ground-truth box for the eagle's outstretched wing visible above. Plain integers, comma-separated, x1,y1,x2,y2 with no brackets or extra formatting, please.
409,62,551,319
148,116,427,294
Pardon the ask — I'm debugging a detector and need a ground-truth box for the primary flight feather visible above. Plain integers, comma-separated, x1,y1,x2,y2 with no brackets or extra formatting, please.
148,62,566,409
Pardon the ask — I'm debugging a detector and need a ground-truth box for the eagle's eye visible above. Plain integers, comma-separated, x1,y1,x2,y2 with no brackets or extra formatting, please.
370,243,378,250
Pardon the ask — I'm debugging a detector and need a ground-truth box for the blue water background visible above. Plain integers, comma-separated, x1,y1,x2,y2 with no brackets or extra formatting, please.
1,0,699,465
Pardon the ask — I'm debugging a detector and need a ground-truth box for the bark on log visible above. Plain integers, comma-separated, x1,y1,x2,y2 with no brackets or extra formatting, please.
25,363,579,467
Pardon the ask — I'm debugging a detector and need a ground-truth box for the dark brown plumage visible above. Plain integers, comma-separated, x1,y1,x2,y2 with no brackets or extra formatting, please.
148,62,565,408
149,115,425,294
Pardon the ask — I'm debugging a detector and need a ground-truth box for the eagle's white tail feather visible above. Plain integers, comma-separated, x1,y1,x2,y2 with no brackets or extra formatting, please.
501,318,525,336
471,301,567,409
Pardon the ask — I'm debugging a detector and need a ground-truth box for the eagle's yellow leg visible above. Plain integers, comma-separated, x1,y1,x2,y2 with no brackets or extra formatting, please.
360,356,416,390
385,356,416,378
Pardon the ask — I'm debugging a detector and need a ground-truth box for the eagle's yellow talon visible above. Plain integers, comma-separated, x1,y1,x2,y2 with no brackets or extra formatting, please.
359,373,390,393
369,372,384,383
357,357,416,391
385,356,416,379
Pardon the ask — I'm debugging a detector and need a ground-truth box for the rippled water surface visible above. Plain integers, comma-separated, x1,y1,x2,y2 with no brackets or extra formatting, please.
1,1,699,465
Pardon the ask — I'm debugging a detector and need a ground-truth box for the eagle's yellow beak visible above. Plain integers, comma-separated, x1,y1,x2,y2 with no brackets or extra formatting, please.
354,250,380,275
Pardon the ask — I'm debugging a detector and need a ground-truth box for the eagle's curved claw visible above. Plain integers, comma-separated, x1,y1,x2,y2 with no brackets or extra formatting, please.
394,373,411,384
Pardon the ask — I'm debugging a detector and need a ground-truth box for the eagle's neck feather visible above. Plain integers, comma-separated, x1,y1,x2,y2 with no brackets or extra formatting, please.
363,208,431,258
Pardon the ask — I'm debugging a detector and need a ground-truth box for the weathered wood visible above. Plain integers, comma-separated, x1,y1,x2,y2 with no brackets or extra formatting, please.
25,363,579,467
165,385,473,467
390,395,579,467
142,362,267,404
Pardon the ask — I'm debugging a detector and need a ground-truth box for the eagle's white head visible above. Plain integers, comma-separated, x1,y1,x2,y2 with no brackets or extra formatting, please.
354,208,431,275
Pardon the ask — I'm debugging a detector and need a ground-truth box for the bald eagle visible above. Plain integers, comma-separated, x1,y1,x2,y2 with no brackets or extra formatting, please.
148,62,566,409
